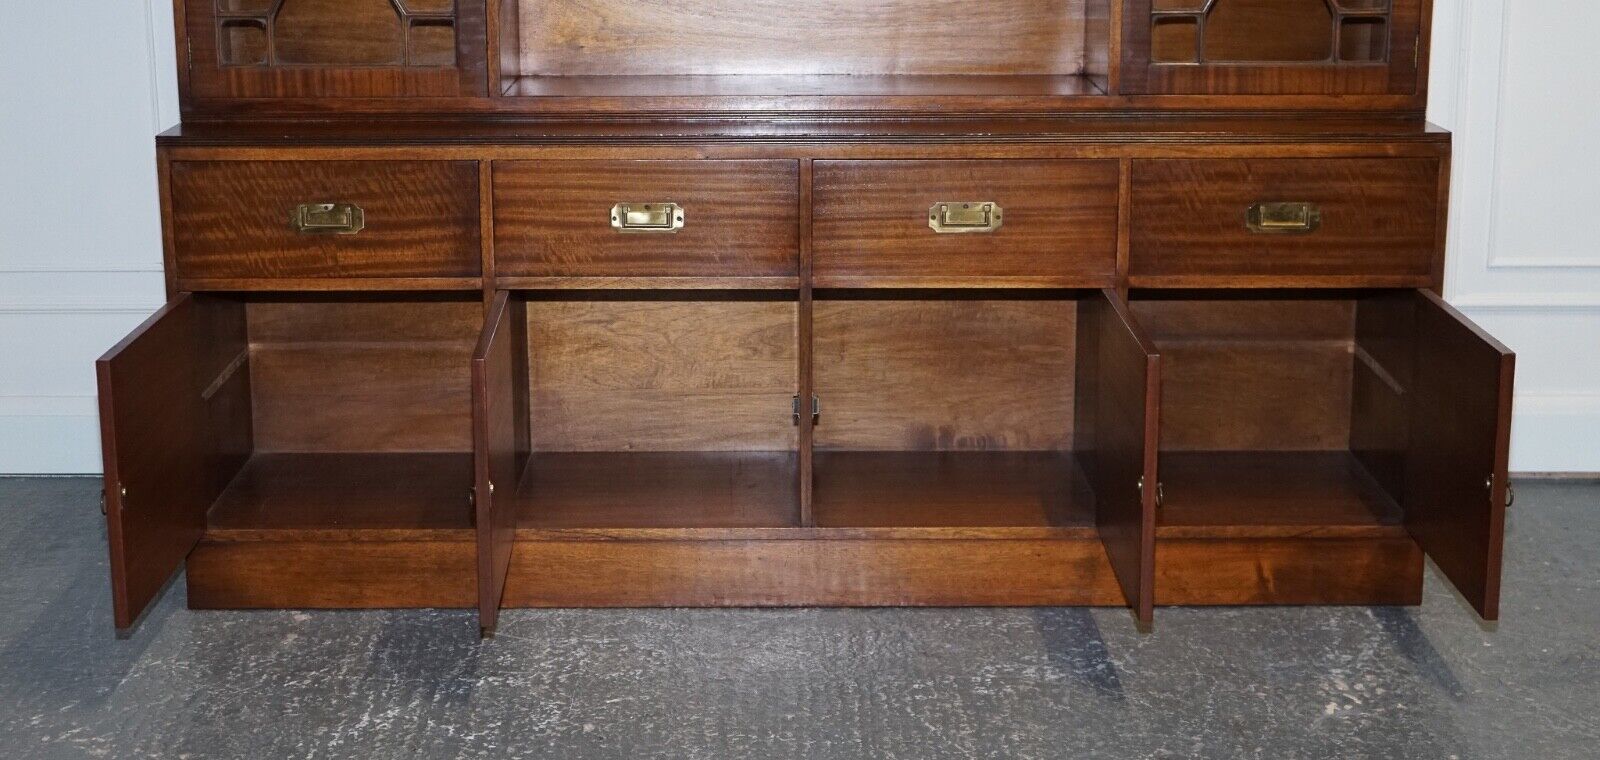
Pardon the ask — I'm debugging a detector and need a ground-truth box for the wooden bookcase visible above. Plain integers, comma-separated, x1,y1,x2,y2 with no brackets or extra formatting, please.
99,0,1514,635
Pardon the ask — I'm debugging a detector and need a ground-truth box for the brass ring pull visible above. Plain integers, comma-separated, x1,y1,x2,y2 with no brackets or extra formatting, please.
612,203,685,233
929,202,1003,234
291,203,365,235
1247,202,1320,234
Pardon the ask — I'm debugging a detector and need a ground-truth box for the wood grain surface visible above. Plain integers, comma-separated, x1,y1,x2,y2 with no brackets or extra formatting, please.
170,161,481,279
813,160,1120,287
814,299,1076,451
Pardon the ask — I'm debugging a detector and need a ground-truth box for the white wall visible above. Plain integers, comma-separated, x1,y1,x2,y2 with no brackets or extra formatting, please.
1428,0,1600,473
0,1,1595,473
0,1,179,473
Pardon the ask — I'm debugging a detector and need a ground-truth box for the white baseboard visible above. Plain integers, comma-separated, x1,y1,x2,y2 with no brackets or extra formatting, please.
1509,394,1600,474
0,411,102,475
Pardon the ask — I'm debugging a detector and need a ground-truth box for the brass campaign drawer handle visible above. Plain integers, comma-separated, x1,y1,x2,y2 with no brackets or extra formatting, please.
290,203,365,235
1247,202,1321,234
929,202,1003,234
611,202,685,233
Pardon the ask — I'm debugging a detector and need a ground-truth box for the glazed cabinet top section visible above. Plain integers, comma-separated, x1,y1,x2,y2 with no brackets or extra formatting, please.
174,0,1435,115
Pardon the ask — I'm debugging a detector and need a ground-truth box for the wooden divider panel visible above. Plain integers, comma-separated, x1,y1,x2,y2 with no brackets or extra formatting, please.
1075,290,1161,624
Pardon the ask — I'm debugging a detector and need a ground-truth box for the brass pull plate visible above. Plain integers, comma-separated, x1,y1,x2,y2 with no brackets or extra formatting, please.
1247,202,1321,234
611,203,685,233
291,203,364,235
929,202,1003,234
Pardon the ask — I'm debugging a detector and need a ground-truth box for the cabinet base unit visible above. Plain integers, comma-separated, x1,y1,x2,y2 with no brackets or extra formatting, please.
105,0,1514,636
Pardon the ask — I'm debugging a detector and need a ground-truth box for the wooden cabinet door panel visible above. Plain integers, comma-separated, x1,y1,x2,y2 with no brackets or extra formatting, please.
472,292,528,636
1404,290,1515,620
97,294,251,630
1075,290,1161,624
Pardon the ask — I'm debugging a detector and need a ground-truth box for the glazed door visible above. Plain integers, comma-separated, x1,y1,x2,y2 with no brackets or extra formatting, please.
1404,290,1515,620
1075,289,1162,625
472,292,529,637
1121,0,1426,95
98,294,251,631
185,0,488,103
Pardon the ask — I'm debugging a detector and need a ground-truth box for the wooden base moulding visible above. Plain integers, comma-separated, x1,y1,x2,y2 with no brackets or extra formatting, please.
186,532,1423,610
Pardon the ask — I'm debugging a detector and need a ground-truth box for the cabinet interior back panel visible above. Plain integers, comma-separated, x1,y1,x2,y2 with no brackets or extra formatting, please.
1132,299,1358,452
527,300,799,452
814,300,1076,452
247,300,481,453
518,0,1092,75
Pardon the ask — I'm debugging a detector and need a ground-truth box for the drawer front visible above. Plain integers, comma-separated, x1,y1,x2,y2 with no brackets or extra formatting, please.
169,161,482,281
1130,159,1440,283
493,160,800,281
812,160,1120,286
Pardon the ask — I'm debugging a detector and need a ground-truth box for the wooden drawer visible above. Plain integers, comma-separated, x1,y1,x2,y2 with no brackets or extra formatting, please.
1129,158,1441,285
812,160,1120,287
168,161,482,284
492,160,800,284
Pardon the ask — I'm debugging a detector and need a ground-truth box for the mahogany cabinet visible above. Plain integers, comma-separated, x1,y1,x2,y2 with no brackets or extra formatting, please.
99,0,1512,635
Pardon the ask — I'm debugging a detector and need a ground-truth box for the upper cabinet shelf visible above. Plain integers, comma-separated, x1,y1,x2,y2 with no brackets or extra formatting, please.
175,0,1429,114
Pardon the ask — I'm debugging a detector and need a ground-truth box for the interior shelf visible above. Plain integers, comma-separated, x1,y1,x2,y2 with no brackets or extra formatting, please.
1156,451,1404,537
514,452,800,529
205,452,473,537
503,74,1108,99
813,451,1095,529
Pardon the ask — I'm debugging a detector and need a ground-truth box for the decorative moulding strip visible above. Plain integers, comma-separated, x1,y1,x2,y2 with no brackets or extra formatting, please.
1439,0,1506,295
1485,257,1600,270
1451,293,1600,310
0,266,163,273
0,303,159,314
0,395,101,417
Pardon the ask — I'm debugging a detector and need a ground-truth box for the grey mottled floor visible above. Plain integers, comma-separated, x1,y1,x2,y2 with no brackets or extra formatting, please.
0,477,1595,759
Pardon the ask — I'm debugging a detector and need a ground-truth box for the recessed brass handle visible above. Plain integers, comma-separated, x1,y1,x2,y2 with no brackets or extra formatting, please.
611,203,684,233
929,202,1003,234
1247,202,1321,234
291,203,364,235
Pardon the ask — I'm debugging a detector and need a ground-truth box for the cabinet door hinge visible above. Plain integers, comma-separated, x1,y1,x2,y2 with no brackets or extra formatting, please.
792,395,820,425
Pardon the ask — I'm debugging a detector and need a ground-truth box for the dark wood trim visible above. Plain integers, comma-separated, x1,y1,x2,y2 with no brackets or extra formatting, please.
797,159,816,526
185,531,1422,609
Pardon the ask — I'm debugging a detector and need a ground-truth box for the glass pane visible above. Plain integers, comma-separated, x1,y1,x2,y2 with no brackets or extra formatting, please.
399,0,456,14
275,0,404,65
1339,18,1388,61
409,20,456,66
217,0,274,14
218,20,268,65
1152,17,1200,63
1203,0,1335,62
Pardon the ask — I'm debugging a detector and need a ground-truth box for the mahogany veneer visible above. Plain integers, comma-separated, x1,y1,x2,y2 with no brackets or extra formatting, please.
99,0,1513,637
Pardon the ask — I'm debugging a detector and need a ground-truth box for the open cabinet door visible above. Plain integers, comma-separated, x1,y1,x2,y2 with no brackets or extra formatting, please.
1076,289,1162,625
97,294,250,631
472,292,529,637
1404,291,1516,620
